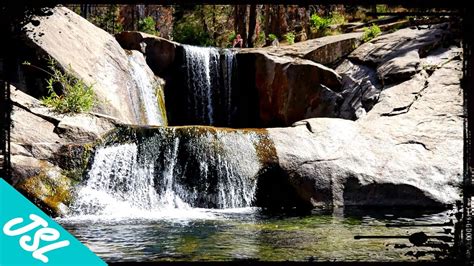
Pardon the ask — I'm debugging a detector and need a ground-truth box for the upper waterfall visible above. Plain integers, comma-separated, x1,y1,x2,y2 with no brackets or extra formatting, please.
182,45,237,126
127,50,167,126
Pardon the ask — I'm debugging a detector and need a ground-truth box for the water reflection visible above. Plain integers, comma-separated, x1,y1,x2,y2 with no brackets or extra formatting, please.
59,207,456,262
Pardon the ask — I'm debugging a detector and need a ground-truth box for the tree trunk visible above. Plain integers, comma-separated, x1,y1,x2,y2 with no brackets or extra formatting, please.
135,5,140,31
234,5,248,47
80,4,89,19
131,5,136,31
372,5,378,19
269,5,279,37
247,4,257,48
212,6,218,41
278,5,288,37
200,6,210,35
268,5,288,38
263,5,270,35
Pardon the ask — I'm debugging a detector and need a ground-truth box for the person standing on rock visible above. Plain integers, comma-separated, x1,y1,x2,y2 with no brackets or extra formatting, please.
233,34,243,48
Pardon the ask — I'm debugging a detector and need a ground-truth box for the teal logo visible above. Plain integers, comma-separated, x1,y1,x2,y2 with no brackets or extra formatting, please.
0,178,107,265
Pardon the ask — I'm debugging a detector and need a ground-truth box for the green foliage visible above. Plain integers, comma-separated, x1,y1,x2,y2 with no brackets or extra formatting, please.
86,5,123,34
283,32,295,45
172,5,234,47
376,5,389,14
172,9,214,46
24,58,96,114
138,16,158,35
310,12,346,29
329,11,346,25
309,11,347,37
268,33,278,42
362,24,382,42
173,22,213,46
228,32,236,42
310,14,331,30
254,31,266,47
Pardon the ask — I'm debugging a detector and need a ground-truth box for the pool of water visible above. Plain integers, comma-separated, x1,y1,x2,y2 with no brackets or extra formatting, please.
58,207,457,262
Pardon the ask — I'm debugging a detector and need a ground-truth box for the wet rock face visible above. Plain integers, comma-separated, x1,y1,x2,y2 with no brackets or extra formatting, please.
20,6,167,126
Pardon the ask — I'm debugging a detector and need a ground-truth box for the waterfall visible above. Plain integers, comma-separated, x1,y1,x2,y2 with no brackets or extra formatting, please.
69,127,263,218
222,49,236,125
128,50,166,126
70,143,163,217
182,45,236,126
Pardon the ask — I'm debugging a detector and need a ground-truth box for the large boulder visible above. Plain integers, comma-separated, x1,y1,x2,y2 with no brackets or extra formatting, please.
246,52,343,126
348,24,450,84
268,45,463,208
263,32,363,66
115,31,180,77
335,23,455,120
10,85,117,216
21,6,167,125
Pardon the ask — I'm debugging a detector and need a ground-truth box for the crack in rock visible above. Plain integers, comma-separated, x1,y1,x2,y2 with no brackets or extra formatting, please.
397,140,431,151
287,158,342,176
380,80,429,117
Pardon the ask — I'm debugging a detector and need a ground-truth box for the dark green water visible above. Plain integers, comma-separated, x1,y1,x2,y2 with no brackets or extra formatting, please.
59,207,456,262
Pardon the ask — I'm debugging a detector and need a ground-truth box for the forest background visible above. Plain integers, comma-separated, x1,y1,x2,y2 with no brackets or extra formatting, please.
67,4,423,47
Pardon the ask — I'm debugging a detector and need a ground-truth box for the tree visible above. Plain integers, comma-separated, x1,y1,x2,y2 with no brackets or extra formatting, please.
234,5,248,47
247,4,257,48
80,4,90,19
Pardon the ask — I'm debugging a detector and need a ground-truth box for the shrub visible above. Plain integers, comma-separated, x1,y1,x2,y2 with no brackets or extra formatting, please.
138,16,158,35
284,32,295,45
329,11,346,25
172,20,214,46
24,58,96,113
268,33,278,42
227,32,237,44
255,31,266,47
376,5,389,14
310,14,331,30
362,24,381,42
309,12,347,37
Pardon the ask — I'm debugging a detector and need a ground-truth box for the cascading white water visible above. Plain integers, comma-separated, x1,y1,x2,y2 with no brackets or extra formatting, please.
70,143,162,217
184,45,219,125
222,50,236,125
68,128,262,220
128,51,165,126
67,47,246,221
183,46,236,126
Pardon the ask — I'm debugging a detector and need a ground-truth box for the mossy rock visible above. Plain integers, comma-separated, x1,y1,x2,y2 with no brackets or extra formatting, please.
54,143,94,183
16,165,73,217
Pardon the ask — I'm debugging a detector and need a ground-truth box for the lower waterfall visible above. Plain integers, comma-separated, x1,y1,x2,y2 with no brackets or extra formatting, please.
68,127,264,219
